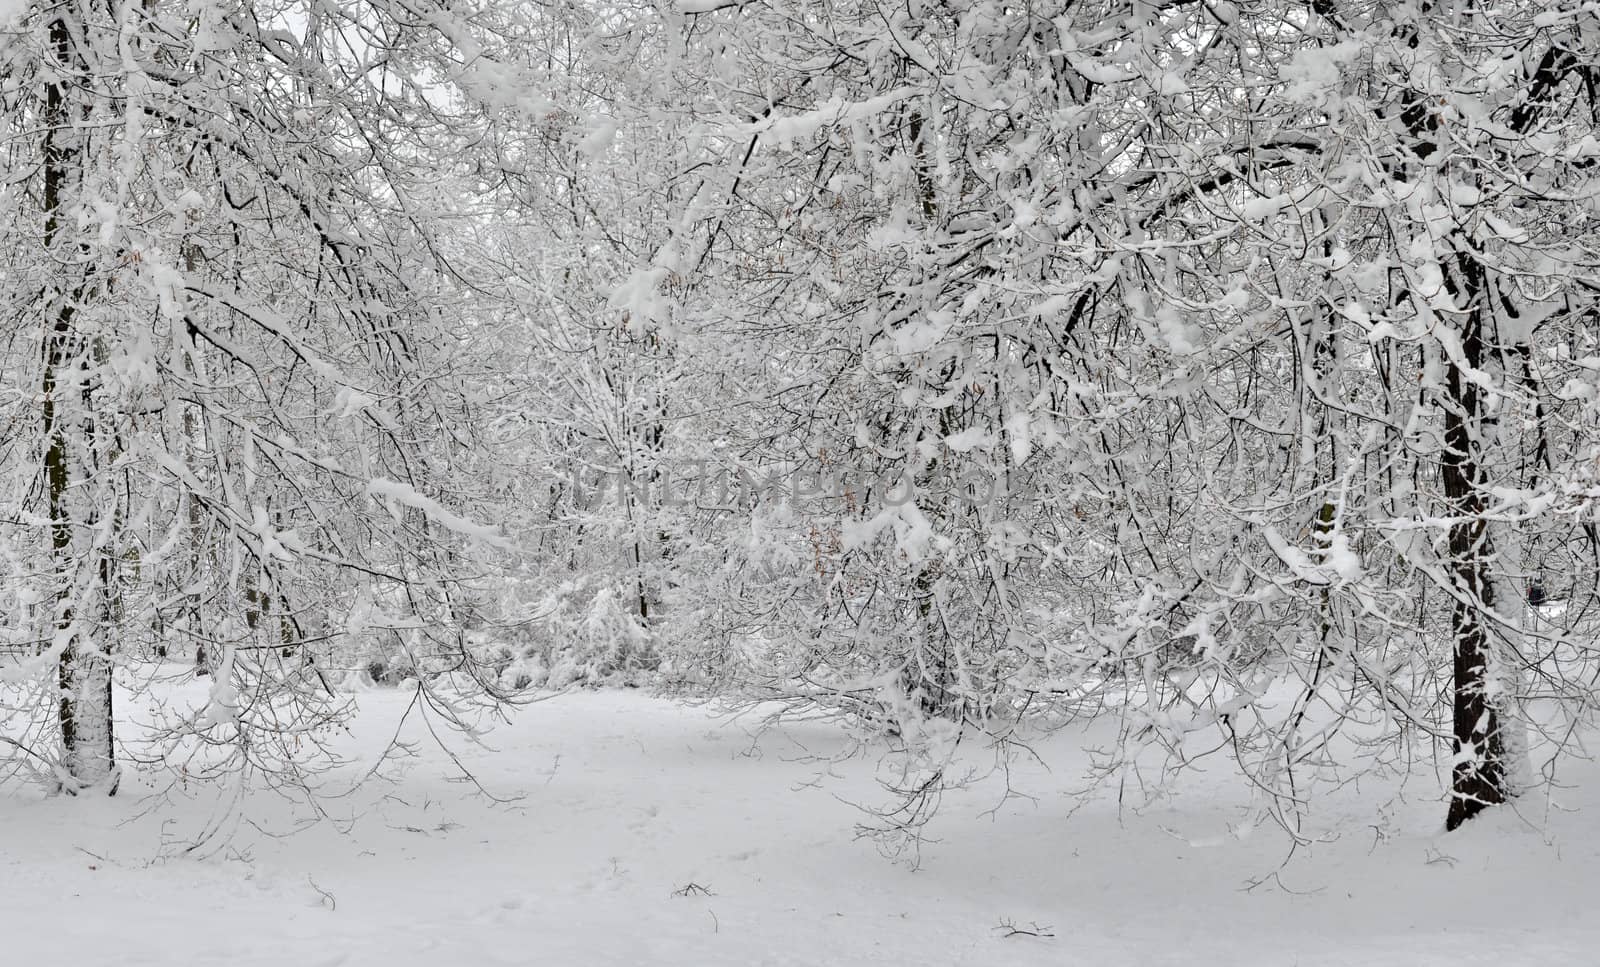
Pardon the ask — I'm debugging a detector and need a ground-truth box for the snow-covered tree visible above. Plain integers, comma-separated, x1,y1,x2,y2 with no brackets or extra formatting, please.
633,0,1600,835
0,0,516,793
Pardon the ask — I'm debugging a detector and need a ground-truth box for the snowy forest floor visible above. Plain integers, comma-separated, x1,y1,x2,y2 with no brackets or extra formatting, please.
3,684,1599,966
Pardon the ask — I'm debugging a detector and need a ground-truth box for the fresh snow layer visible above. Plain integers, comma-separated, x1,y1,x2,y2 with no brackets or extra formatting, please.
2,688,1599,966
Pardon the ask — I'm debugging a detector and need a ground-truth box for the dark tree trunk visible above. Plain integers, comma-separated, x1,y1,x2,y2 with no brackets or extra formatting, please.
1432,36,1576,833
1357,1,1572,830
1441,258,1506,831
43,6,115,792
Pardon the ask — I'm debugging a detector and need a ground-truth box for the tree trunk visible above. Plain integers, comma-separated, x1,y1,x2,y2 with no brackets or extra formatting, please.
1367,1,1561,829
43,6,115,793
1441,259,1506,831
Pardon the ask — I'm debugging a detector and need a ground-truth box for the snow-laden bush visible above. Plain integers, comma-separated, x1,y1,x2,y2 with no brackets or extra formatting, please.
489,580,659,694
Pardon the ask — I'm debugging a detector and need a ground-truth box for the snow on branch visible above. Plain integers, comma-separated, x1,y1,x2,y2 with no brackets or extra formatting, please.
367,478,514,550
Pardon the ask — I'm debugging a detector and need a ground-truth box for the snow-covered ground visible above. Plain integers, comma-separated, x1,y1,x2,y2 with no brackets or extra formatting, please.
3,685,1599,966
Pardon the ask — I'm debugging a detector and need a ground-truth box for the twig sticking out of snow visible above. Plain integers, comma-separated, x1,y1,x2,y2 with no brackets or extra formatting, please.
672,881,715,897
308,875,337,911
995,919,1055,939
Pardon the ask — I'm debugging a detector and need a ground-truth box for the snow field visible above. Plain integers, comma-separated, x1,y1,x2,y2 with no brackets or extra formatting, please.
2,688,1598,966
